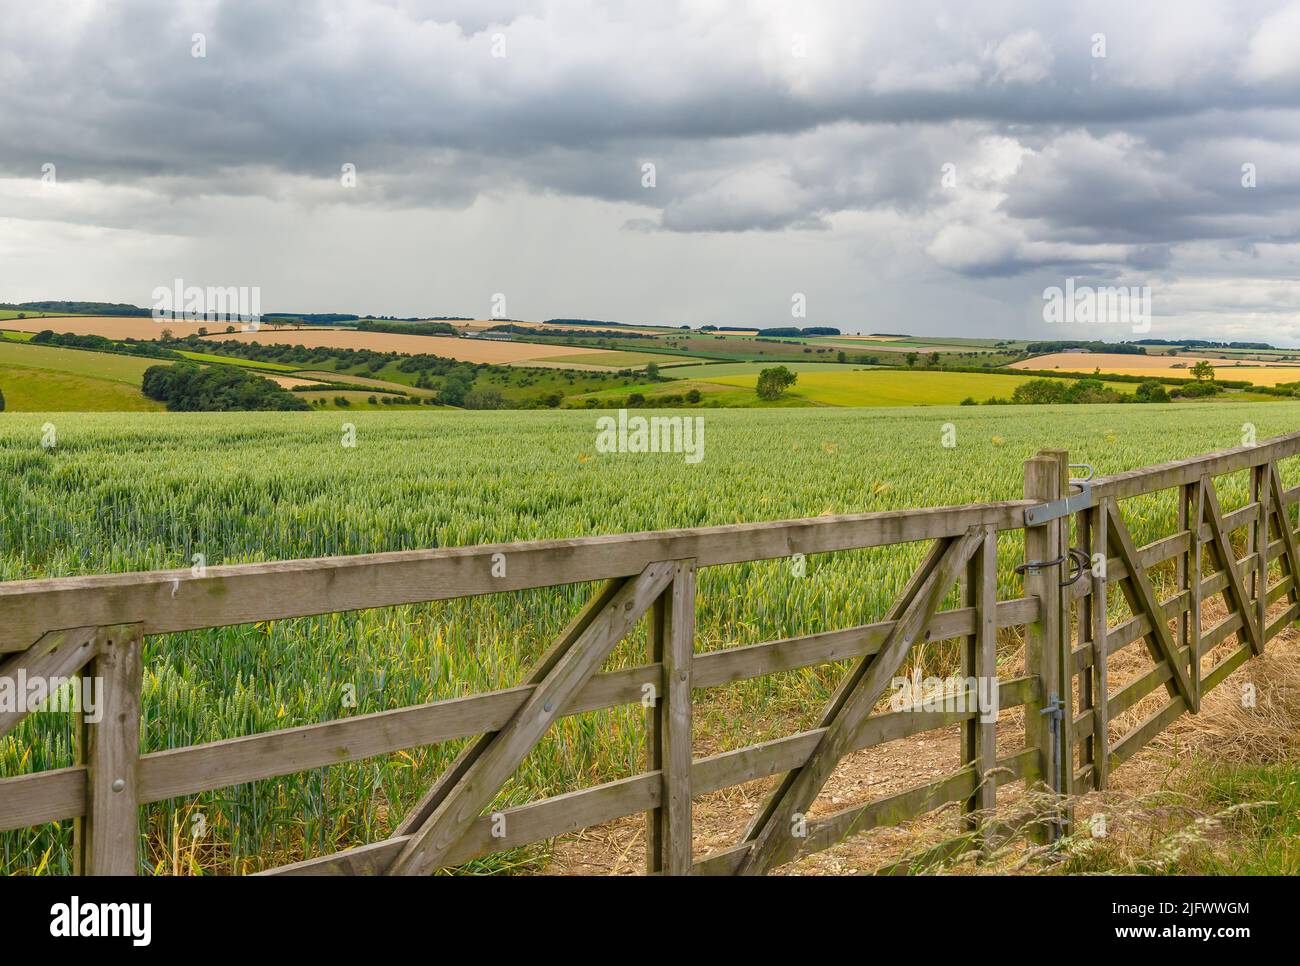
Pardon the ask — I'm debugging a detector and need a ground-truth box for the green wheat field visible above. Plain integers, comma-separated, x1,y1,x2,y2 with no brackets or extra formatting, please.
2,402,1296,874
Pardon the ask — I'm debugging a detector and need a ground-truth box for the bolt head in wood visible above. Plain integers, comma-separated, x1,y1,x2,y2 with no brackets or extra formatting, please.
111,778,126,792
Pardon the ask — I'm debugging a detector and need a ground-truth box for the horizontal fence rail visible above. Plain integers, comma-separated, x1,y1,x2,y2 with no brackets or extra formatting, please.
4,429,1300,875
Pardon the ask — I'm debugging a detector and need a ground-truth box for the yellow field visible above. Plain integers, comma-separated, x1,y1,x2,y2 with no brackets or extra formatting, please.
0,315,216,339
1016,352,1300,386
702,369,1107,405
202,329,620,365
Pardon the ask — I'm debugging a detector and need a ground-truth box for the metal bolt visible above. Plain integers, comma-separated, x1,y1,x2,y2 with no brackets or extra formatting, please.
543,701,553,713
111,779,125,793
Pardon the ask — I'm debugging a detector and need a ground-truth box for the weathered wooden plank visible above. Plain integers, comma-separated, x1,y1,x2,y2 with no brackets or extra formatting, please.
1109,634,1259,771
139,667,648,804
1265,601,1300,641
1076,507,1096,785
647,561,694,875
693,748,1038,876
1066,502,1260,605
1201,476,1263,655
1186,481,1204,712
1091,429,1300,501
645,593,667,868
1042,448,1074,817
692,596,1037,690
1268,463,1300,619
387,561,675,875
1022,455,1062,821
808,746,1038,861
731,534,952,865
1106,501,1196,708
256,675,1038,876
1024,457,1066,837
0,501,1033,653
0,598,1039,821
1098,597,1287,724
961,526,998,837
1108,642,1192,719
0,626,98,739
736,527,984,875
76,624,143,876
268,772,660,876
1253,464,1269,650
393,576,629,839
1201,609,1245,654
0,767,85,831
1090,500,1110,789
1203,639,1257,695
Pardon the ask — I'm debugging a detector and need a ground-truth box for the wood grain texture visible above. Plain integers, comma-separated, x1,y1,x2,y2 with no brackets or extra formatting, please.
1201,475,1263,655
386,561,674,875
0,501,1031,653
262,676,1038,876
1106,501,1196,707
735,527,984,875
77,624,143,876
0,626,97,739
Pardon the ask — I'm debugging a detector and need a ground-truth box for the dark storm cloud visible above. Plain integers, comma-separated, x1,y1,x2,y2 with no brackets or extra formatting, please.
6,0,1300,334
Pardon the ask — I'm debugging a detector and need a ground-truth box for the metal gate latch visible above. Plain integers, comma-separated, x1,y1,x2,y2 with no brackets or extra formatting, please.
1024,463,1095,526
1040,691,1068,838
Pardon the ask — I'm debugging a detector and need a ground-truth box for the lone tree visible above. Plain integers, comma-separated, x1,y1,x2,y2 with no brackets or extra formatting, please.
756,365,797,400
1135,380,1170,402
1190,359,1215,382
1010,378,1068,405
905,351,919,367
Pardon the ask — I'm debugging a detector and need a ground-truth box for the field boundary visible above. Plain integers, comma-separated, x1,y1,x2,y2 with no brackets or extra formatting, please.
3,430,1300,874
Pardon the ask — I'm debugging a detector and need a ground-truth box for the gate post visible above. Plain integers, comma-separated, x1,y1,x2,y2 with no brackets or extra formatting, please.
646,560,695,875
74,623,144,875
1023,454,1063,842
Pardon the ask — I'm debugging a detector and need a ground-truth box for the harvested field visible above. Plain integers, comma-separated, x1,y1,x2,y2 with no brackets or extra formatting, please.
292,370,437,395
1015,352,1300,386
201,329,623,365
266,375,330,389
1,315,222,340
541,350,683,368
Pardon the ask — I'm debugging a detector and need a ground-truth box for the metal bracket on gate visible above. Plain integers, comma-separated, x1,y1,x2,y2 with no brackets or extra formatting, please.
1023,463,1096,526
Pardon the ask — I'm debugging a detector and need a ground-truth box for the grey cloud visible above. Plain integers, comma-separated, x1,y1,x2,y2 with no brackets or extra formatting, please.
6,0,1300,338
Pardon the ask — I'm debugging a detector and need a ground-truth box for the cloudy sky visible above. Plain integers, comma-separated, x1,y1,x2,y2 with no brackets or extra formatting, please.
4,0,1300,342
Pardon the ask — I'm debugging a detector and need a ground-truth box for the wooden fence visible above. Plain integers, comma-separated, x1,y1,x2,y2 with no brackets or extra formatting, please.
2,429,1298,875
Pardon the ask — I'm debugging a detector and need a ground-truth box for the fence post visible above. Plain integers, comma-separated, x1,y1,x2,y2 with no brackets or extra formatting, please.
74,623,143,875
646,560,695,875
1023,455,1062,842
1039,448,1074,818
1076,502,1094,785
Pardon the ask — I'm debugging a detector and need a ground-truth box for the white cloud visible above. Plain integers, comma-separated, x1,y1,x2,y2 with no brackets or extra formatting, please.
990,30,1053,85
1240,2,1300,84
